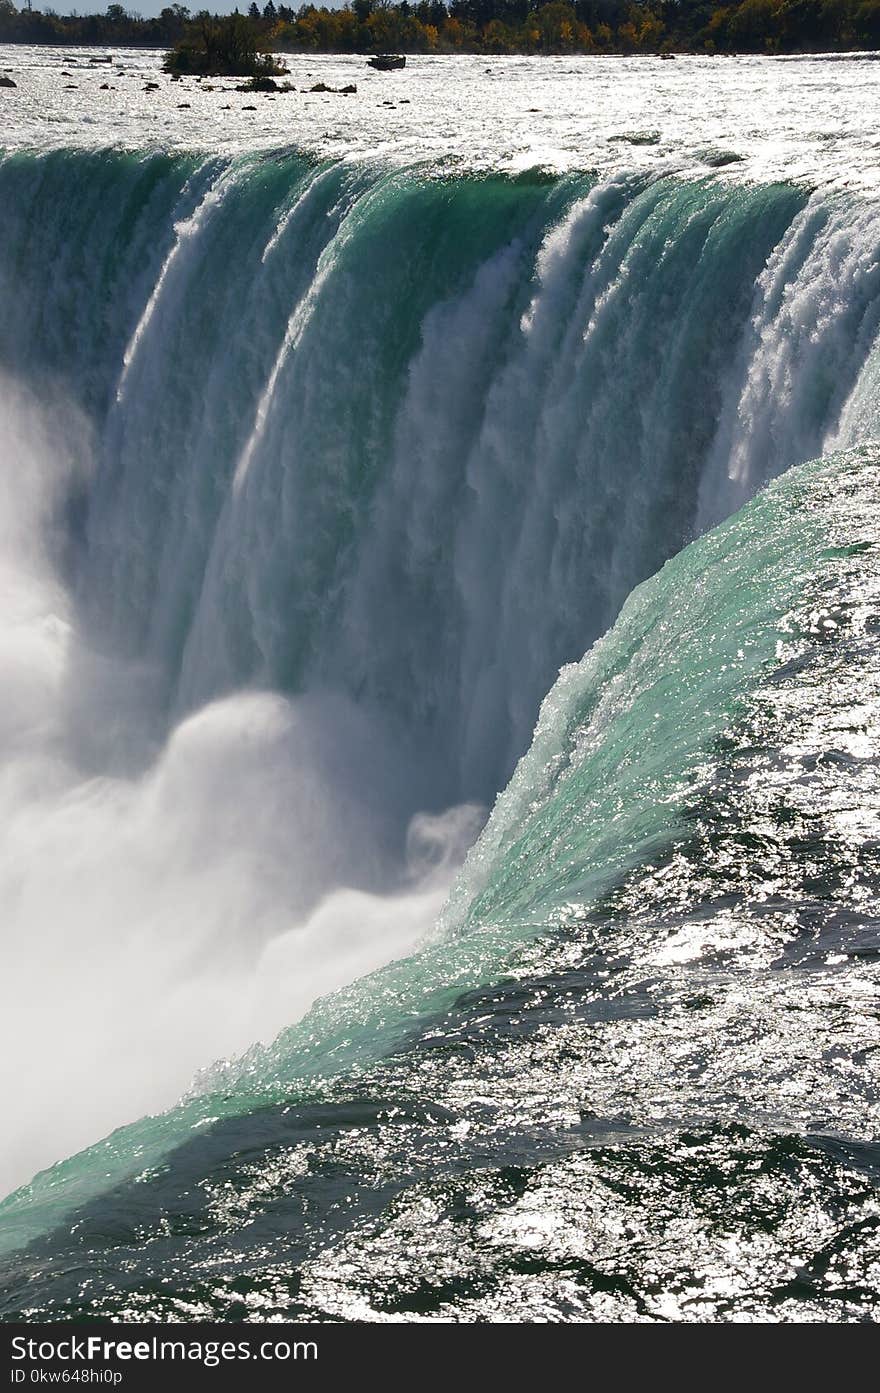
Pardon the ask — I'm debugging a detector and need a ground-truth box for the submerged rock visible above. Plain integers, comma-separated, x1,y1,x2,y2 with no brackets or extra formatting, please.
698,147,745,167
608,129,661,146
0,76,16,88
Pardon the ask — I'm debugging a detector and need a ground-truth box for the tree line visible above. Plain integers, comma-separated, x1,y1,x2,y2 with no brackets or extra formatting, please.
1,0,879,56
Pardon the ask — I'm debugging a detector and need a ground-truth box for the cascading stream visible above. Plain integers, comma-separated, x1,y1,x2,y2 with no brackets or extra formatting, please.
1,148,879,1237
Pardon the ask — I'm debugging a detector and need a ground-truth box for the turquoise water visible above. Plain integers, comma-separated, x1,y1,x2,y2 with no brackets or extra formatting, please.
0,150,879,1319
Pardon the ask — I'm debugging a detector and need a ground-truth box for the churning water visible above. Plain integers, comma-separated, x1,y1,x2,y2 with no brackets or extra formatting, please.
0,46,879,1321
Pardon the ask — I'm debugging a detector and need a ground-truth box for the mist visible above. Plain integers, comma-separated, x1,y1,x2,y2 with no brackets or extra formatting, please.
0,375,484,1197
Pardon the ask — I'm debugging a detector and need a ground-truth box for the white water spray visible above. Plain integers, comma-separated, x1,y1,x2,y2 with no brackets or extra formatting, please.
1,153,880,1197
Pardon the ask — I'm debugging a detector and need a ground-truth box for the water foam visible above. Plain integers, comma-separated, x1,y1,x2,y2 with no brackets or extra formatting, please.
1,151,879,1200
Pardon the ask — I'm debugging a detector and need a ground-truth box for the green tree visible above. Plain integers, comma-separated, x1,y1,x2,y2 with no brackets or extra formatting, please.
164,11,283,74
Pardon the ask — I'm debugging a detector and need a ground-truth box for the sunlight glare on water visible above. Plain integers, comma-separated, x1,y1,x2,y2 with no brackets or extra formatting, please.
3,45,880,189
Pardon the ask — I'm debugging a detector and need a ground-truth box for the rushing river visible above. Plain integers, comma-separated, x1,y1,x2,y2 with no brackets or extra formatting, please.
0,46,878,1321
